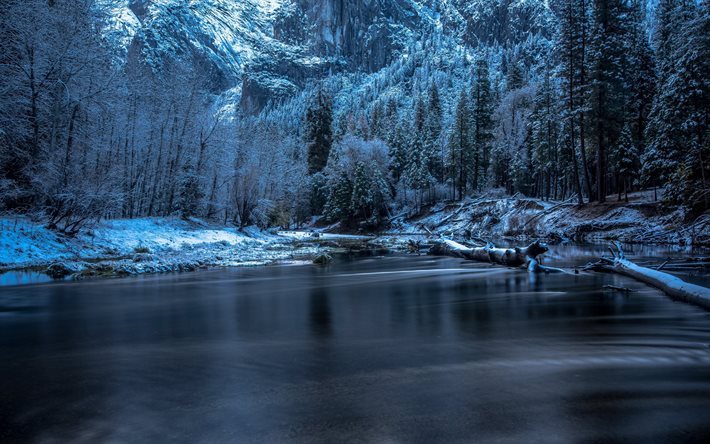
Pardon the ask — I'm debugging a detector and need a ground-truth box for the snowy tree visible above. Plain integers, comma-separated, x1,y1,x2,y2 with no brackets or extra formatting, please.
506,59,526,91
323,172,353,224
351,161,375,221
387,118,409,184
643,0,708,212
587,0,630,202
625,0,656,153
530,68,561,200
611,123,639,202
552,0,587,204
471,58,495,191
425,83,444,182
491,84,535,195
323,135,391,226
0,0,119,218
448,90,472,200
177,164,204,219
404,96,433,209
305,88,333,175
309,172,329,216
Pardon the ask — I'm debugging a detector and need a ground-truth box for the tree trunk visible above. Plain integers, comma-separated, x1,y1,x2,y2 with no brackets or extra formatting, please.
594,245,710,310
429,239,559,272
579,0,593,203
596,89,606,203
63,103,80,187
579,116,593,202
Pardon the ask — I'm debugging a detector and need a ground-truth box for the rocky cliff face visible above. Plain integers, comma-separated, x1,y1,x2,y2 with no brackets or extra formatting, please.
105,1,552,113
451,0,553,45
107,0,434,112
293,0,425,72
117,0,281,93
241,0,432,112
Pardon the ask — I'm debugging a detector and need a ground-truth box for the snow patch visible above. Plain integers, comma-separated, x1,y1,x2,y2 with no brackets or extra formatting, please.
90,218,261,253
0,217,269,270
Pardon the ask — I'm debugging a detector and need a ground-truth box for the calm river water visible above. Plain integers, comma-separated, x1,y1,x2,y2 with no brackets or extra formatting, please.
1,246,709,443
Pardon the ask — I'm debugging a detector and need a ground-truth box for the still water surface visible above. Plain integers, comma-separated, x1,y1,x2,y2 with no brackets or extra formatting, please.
1,247,709,443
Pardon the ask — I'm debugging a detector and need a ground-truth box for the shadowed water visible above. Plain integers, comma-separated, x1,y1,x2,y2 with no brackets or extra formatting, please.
1,248,709,443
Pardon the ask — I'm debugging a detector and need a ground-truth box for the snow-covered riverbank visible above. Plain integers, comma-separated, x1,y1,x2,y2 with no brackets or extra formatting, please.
376,191,709,249
1,191,706,282
0,217,335,280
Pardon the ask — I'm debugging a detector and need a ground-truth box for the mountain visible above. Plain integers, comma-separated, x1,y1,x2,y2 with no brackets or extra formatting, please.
106,1,299,98
105,0,553,113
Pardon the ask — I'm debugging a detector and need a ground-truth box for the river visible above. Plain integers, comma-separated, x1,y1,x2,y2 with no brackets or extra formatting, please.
1,246,709,442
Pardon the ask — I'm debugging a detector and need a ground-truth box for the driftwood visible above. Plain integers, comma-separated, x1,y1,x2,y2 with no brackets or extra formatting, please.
657,259,670,271
524,196,577,227
435,194,489,228
429,239,563,273
590,243,710,310
603,285,635,293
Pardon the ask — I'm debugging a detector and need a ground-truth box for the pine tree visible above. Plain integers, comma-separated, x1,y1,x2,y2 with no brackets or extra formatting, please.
643,0,708,212
405,96,433,209
471,58,495,192
511,137,535,196
309,172,328,215
387,118,408,184
531,68,560,200
176,164,203,220
351,161,375,221
626,0,655,152
611,122,639,202
370,101,386,140
587,0,629,202
333,112,349,143
506,59,525,91
448,90,472,200
578,0,595,202
425,82,444,182
553,0,586,204
370,165,392,221
305,88,333,174
384,98,398,140
323,172,353,224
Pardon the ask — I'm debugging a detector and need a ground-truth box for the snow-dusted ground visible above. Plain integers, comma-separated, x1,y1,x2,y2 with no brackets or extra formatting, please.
0,216,325,279
375,191,709,249
277,231,374,241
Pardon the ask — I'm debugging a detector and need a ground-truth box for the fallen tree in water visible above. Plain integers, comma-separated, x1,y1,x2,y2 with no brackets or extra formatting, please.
587,243,710,310
429,239,563,273
429,238,710,309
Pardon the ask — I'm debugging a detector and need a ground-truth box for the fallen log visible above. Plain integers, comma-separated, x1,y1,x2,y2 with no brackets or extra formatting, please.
429,239,563,273
657,259,670,271
592,243,710,310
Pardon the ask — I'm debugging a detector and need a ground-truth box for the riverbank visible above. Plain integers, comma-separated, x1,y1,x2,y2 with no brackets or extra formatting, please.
376,190,709,250
1,191,707,283
0,217,353,281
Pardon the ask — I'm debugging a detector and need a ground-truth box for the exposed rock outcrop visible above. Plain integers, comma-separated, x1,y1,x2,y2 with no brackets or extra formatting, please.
109,1,553,113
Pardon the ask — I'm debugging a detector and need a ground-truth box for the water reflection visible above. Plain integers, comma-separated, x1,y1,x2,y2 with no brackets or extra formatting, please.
0,270,53,287
309,287,332,338
0,250,709,442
